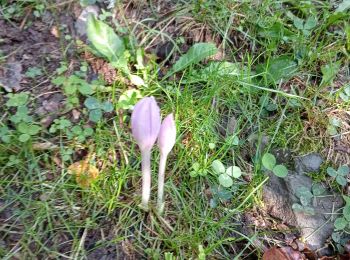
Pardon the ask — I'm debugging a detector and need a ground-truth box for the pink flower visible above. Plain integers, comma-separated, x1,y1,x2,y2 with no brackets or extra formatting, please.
131,97,161,152
158,113,176,155
131,97,161,210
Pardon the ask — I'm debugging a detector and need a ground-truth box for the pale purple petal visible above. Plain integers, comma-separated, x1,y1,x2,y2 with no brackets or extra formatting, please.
131,97,161,151
158,113,176,155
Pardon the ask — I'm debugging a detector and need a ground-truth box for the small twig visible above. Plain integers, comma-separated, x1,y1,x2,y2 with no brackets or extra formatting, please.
19,7,32,30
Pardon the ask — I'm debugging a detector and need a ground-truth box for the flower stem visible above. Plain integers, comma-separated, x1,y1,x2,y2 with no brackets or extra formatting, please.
157,152,168,214
141,150,151,210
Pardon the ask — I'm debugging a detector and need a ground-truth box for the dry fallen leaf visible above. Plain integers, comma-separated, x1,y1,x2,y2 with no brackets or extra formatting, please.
263,247,305,260
68,160,99,187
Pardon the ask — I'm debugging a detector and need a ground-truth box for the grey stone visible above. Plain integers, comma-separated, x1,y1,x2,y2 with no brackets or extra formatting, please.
0,61,23,92
263,171,343,252
295,153,323,174
75,5,99,37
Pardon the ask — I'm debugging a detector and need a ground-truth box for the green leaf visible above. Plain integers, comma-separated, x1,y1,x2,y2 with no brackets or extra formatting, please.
218,174,233,188
211,160,225,174
166,43,218,77
338,165,349,176
84,97,101,110
64,84,77,95
86,15,125,62
335,0,350,13
303,206,315,215
6,92,29,107
296,186,313,201
72,125,83,135
118,89,142,110
17,122,29,134
19,133,30,142
262,153,276,171
257,55,297,84
336,175,347,186
327,167,338,177
334,217,348,230
226,166,242,178
89,109,102,122
25,67,42,78
83,127,94,136
28,125,41,135
304,16,317,30
343,205,350,221
192,162,200,172
321,62,341,87
312,183,326,196
101,101,114,112
189,171,198,177
332,232,341,243
343,195,350,206
78,83,94,95
273,164,288,178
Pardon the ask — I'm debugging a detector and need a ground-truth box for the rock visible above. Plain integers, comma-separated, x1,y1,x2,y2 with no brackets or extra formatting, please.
295,153,323,174
75,5,99,37
263,170,343,253
0,61,23,92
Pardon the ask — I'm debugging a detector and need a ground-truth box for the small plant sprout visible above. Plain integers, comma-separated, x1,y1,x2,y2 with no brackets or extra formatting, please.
157,113,176,214
131,97,161,210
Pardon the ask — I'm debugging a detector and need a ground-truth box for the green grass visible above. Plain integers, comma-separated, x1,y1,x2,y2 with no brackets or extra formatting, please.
1,0,349,258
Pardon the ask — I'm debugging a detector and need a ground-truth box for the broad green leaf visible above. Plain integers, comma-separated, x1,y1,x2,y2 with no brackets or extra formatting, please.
312,183,326,196
335,0,350,13
83,127,94,136
84,97,100,110
79,84,94,95
321,62,341,87
336,175,347,186
334,217,347,230
118,89,142,110
338,165,349,176
218,173,233,188
257,55,297,84
273,165,288,178
332,232,341,243
166,43,218,77
296,186,313,200
198,169,208,176
211,160,225,174
343,195,350,206
343,205,350,221
226,166,242,178
101,101,114,112
303,206,315,215
262,153,276,171
190,171,198,177
17,122,29,134
1,135,11,143
304,16,317,30
327,167,338,177
6,92,29,107
72,125,83,135
28,125,41,135
19,133,30,142
217,189,233,201
89,109,102,122
87,15,125,62
192,162,200,172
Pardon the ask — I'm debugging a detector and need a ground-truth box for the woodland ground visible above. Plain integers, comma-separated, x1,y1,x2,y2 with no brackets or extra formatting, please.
0,0,350,259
